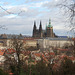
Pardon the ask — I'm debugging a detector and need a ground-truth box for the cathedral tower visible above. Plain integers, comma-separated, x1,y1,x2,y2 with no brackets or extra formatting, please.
33,21,36,37
39,21,43,37
46,19,54,37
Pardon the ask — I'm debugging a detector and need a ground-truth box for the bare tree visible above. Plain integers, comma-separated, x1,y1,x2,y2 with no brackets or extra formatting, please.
0,6,25,16
56,0,75,56
9,35,25,75
57,0,75,35
0,5,25,30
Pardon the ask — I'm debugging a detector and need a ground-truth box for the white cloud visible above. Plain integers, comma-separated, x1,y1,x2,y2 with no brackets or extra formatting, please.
0,0,73,36
0,2,4,5
3,2,9,5
55,0,59,1
4,14,18,18
25,0,46,3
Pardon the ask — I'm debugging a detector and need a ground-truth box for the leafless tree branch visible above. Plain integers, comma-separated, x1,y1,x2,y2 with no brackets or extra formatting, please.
56,0,75,35
0,6,25,15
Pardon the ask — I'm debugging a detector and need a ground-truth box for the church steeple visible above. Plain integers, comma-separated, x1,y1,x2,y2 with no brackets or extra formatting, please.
48,19,52,27
33,21,36,37
33,21,36,30
39,21,42,32
39,21,43,37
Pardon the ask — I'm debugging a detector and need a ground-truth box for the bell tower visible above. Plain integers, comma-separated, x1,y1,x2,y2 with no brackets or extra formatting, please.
46,19,54,37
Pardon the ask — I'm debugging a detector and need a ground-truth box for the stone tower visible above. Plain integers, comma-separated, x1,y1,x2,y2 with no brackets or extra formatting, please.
33,21,36,37
39,21,43,37
46,19,54,37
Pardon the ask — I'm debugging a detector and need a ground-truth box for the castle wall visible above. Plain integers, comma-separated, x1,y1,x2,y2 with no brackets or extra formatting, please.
37,38,74,48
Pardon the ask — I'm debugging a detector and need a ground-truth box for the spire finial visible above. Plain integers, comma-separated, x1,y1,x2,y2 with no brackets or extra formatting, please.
39,21,42,32
40,20,42,26
48,18,52,27
49,19,51,24
33,20,36,30
34,20,36,26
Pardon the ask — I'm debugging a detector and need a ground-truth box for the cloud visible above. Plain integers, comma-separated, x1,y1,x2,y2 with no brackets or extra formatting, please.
0,5,28,17
4,14,18,18
0,2,3,4
25,0,46,3
0,17,34,35
6,5,28,14
0,4,43,18
3,2,9,5
42,0,59,8
0,0,73,36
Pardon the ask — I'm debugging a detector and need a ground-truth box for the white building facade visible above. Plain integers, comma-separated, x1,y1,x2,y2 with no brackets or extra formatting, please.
37,38,74,49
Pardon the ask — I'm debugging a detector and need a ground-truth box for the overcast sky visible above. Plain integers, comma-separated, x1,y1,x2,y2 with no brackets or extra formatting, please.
0,0,74,36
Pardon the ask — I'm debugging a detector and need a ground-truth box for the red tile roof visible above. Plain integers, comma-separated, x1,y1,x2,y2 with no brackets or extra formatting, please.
5,49,16,54
72,38,75,40
0,49,5,55
68,56,75,61
49,52,55,55
9,73,14,75
21,51,31,55
34,53,41,57
57,48,69,51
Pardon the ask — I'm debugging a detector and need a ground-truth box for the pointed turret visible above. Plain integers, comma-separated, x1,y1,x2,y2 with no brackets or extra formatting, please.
49,19,51,24
48,19,52,27
33,21,36,30
39,21,43,37
33,21,36,37
39,21,42,32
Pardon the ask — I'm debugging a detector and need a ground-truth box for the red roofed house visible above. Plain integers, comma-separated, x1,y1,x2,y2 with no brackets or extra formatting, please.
0,49,6,69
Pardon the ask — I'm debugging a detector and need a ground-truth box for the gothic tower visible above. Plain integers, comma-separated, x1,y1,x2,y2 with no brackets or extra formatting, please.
39,21,43,37
46,19,54,37
33,21,36,37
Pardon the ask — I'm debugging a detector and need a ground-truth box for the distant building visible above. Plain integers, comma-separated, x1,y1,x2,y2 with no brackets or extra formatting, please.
37,38,74,49
24,37,37,47
0,34,7,47
32,19,57,38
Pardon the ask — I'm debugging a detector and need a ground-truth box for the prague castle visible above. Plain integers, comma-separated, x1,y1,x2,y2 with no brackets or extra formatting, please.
33,19,56,38
0,19,74,49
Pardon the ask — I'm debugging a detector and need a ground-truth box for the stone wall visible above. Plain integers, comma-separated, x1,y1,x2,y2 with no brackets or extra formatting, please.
37,38,74,49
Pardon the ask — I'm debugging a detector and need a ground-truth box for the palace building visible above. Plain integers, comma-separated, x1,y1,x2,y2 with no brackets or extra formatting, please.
32,19,57,38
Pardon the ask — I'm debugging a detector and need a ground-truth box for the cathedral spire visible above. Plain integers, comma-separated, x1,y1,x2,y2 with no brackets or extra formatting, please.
39,21,42,32
48,19,52,27
40,20,42,26
33,21,36,30
33,21,36,37
49,19,51,24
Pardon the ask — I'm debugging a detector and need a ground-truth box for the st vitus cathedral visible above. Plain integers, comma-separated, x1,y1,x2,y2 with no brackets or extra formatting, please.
33,19,57,38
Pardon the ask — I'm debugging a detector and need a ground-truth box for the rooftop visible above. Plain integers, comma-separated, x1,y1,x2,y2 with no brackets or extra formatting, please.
39,37,72,41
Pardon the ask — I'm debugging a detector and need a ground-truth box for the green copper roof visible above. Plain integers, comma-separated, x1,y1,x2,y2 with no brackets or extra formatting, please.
48,19,52,27
45,19,53,31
